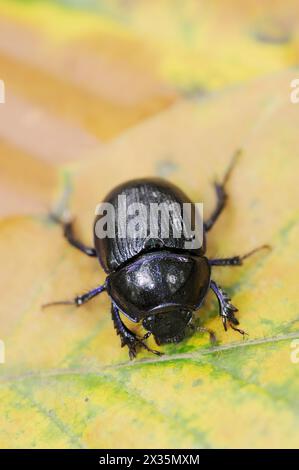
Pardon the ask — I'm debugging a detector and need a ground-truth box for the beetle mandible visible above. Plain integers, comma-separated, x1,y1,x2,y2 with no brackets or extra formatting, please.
43,150,269,359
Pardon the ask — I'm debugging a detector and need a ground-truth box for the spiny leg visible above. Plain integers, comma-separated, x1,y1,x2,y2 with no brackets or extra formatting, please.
209,244,271,266
50,213,97,257
42,284,106,308
204,149,242,232
111,303,163,360
210,280,247,337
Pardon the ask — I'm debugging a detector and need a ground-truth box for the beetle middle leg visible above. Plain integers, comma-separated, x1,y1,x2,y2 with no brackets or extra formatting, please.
50,213,97,257
204,149,241,232
210,280,247,337
111,303,163,360
42,284,106,308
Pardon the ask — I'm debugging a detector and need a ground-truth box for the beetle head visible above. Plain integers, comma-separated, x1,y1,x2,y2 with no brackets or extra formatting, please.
142,309,193,345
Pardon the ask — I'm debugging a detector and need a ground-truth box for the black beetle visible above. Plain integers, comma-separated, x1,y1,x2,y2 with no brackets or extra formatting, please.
44,151,268,359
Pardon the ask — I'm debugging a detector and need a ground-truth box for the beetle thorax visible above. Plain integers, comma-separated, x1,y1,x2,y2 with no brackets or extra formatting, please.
107,251,211,326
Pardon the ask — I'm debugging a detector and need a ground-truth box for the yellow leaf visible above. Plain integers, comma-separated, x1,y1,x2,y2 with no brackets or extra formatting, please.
1,68,299,448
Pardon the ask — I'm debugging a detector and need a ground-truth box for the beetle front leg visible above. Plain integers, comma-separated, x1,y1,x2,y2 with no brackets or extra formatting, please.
210,280,247,337
204,149,241,232
50,213,97,257
42,284,106,308
111,303,163,360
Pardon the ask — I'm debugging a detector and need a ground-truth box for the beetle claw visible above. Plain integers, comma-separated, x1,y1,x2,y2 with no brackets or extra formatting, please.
142,344,164,357
128,345,137,360
121,332,163,359
136,337,164,357
121,335,138,359
229,322,249,338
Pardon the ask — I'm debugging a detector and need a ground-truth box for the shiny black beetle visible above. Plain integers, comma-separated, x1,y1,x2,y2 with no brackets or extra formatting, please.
44,151,268,359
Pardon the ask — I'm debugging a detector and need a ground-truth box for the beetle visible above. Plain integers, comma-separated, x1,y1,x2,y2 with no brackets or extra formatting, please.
43,150,269,359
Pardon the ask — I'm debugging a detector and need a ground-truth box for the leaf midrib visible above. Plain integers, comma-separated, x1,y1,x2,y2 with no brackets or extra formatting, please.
1,330,298,385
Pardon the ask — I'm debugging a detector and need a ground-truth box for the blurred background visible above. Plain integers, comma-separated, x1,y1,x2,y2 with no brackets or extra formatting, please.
0,0,299,216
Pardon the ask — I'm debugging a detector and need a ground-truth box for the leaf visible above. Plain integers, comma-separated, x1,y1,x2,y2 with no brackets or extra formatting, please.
2,0,299,92
1,66,299,448
0,0,176,216
2,0,299,217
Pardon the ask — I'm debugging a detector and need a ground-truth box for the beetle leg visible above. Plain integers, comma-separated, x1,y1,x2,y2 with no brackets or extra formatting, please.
42,284,106,308
209,244,271,266
229,323,248,337
111,303,163,360
142,331,152,340
204,149,241,232
210,280,247,338
197,326,217,345
50,213,97,257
